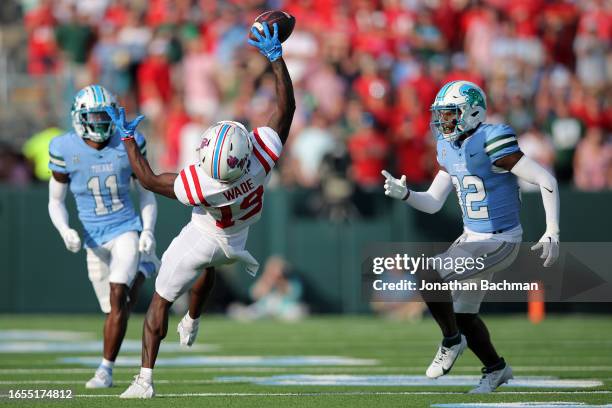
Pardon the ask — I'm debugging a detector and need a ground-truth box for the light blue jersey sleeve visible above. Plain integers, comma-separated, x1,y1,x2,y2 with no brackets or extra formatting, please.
48,136,68,174
484,124,519,163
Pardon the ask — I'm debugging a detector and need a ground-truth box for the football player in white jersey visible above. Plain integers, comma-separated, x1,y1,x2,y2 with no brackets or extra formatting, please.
106,22,295,398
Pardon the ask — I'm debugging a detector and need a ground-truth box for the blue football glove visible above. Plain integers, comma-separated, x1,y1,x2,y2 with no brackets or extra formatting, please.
248,22,282,62
105,106,145,140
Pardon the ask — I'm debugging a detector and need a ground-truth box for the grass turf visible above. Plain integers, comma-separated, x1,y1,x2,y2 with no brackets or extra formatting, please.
0,315,610,407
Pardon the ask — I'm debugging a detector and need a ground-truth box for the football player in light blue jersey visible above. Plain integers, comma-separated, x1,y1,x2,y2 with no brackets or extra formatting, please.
383,80,560,393
47,85,160,389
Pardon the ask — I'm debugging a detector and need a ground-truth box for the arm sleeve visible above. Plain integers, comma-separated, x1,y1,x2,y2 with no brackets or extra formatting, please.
510,155,560,233
405,170,453,214
251,127,283,174
484,124,520,163
134,179,157,231
173,164,208,206
48,177,71,234
48,138,68,173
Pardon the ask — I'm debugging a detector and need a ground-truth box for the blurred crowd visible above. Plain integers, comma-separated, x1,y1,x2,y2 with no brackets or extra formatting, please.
1,0,612,211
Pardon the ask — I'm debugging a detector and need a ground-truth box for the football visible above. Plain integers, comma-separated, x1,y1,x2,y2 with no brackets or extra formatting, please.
249,10,296,43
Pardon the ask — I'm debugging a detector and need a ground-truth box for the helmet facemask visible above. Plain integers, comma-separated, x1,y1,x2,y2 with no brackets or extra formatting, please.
77,108,115,142
430,105,465,142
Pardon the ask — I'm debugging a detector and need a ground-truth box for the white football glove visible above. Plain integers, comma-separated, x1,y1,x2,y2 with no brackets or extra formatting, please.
139,229,156,255
61,228,81,253
531,230,559,267
381,170,409,200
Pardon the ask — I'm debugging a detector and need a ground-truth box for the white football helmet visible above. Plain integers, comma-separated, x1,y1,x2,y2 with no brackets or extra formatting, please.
198,121,252,182
430,80,487,142
71,85,117,143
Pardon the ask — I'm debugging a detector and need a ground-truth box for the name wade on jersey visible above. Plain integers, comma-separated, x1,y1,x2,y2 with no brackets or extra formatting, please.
223,178,255,201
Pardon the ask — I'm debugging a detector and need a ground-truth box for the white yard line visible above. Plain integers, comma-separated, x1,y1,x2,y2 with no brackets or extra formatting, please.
76,390,612,398
1,390,611,399
2,366,612,375
0,379,218,384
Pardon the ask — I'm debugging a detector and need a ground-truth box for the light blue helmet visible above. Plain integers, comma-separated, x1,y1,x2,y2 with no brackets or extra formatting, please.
71,85,117,143
430,80,487,142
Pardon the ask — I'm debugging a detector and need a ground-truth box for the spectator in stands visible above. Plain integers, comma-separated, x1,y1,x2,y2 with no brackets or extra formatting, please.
347,112,389,190
22,124,63,182
24,0,58,76
574,127,612,191
518,127,556,191
0,143,31,186
55,3,94,89
91,24,131,101
290,110,337,188
228,256,307,321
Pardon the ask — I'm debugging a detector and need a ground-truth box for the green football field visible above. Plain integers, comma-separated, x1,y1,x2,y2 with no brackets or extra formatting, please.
0,314,610,407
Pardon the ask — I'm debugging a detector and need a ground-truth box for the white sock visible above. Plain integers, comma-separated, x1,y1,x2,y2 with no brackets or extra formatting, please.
140,367,153,383
100,358,114,373
184,313,200,326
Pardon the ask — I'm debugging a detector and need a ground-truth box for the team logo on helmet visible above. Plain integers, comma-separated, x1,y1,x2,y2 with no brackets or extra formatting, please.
459,84,486,109
227,155,248,170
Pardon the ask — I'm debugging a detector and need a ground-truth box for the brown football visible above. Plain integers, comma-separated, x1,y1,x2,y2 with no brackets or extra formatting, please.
249,10,296,43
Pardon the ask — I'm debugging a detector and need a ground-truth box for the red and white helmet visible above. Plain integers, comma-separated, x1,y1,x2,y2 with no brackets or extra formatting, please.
198,121,253,182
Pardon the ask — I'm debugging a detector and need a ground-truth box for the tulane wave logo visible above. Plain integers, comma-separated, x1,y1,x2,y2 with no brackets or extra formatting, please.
459,84,486,109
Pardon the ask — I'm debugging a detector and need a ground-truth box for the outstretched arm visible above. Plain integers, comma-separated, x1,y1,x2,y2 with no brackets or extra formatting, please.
248,22,295,144
382,170,453,214
496,151,560,267
123,138,177,199
267,58,295,144
106,107,178,199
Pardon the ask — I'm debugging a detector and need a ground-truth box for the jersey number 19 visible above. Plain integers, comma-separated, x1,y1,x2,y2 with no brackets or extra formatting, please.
216,185,264,228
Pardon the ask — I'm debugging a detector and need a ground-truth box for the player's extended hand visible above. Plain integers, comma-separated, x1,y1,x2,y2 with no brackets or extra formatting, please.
105,106,144,140
381,170,409,200
139,229,156,255
248,22,282,62
531,230,559,267
61,228,81,253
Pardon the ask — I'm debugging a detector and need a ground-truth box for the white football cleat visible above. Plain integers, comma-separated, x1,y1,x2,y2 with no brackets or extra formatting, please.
469,364,514,394
85,368,112,389
177,315,199,347
426,335,467,379
120,375,155,399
